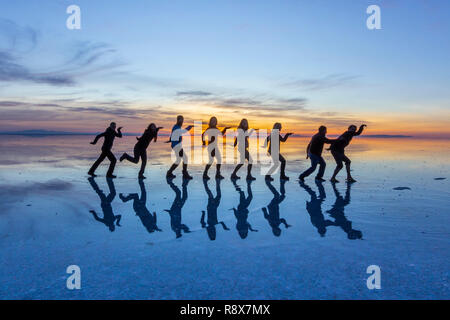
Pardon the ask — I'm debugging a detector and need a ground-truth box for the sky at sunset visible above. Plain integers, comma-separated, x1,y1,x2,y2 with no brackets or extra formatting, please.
0,0,449,137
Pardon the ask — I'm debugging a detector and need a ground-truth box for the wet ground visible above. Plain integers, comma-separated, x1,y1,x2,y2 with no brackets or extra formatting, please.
0,136,449,299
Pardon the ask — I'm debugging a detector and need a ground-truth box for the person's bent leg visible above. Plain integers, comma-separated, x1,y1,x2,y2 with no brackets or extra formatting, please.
106,151,117,178
280,155,289,180
167,147,181,178
343,155,355,182
89,151,107,176
231,164,243,179
316,156,326,181
330,151,343,182
138,150,147,178
299,154,318,181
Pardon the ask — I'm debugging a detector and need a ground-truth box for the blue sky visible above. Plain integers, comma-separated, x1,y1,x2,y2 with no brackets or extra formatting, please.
1,0,449,136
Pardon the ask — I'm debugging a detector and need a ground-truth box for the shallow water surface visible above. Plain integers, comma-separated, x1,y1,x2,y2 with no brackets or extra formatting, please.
0,136,449,299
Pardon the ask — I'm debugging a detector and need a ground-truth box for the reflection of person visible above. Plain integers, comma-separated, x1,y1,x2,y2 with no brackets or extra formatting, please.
299,180,334,237
299,126,336,182
201,179,229,240
164,178,191,238
202,116,230,180
329,124,366,183
88,177,121,232
231,180,257,239
120,179,161,233
88,122,123,178
262,179,290,237
231,119,256,181
166,115,194,180
327,182,363,240
263,122,292,181
120,123,162,179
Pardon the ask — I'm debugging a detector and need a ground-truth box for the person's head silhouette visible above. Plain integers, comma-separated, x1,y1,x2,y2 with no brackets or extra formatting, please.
176,115,184,126
348,125,357,133
238,118,249,131
110,122,116,130
209,116,218,128
318,125,327,134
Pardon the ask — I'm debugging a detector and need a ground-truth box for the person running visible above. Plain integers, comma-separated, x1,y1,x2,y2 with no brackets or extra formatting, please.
166,115,194,180
231,118,256,181
202,116,230,180
88,122,123,178
263,122,292,181
299,125,336,182
120,123,162,179
329,124,366,183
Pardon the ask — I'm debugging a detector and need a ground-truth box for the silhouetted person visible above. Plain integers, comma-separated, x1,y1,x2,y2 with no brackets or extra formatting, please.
231,118,256,181
326,182,363,240
262,179,290,237
299,125,336,182
88,122,123,178
88,177,121,232
164,178,191,238
201,179,229,240
120,123,162,179
263,122,292,181
299,180,334,237
329,124,366,183
202,116,230,180
166,115,194,180
119,179,161,233
231,179,257,239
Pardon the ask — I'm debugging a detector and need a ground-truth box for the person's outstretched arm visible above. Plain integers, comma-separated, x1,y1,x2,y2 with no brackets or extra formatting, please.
221,126,231,135
354,124,367,136
280,218,291,228
248,223,258,232
220,222,230,230
90,210,104,222
280,133,293,142
90,132,105,145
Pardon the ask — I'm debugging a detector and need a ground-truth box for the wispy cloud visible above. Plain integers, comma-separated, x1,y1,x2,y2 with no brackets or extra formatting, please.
0,19,125,87
282,73,359,91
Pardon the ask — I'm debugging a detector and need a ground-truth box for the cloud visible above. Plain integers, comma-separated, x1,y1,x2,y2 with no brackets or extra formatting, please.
282,73,359,91
176,90,212,96
0,51,75,85
175,90,308,113
0,19,125,87
0,18,37,52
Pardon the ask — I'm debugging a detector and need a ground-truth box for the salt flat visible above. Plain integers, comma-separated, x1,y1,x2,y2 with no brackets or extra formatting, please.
0,136,448,299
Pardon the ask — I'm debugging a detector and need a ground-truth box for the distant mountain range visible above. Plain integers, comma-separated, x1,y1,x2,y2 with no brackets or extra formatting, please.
0,130,413,138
